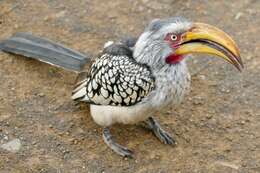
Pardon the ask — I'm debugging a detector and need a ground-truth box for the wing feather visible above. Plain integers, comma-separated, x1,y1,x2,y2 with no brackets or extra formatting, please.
71,52,155,106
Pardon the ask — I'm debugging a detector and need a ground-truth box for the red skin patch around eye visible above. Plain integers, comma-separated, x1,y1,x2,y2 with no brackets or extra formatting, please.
164,33,185,64
164,33,182,47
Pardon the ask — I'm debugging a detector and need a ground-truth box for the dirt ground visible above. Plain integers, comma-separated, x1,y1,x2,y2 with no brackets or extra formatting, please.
0,0,259,172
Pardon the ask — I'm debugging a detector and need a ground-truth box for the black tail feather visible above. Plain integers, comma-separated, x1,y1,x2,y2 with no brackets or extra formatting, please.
0,32,91,72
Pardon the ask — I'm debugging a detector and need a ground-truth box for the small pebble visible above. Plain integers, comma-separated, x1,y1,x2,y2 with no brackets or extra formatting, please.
235,12,243,20
193,96,204,105
4,135,9,140
1,139,21,153
206,114,213,119
38,93,45,97
240,120,245,125
198,75,206,80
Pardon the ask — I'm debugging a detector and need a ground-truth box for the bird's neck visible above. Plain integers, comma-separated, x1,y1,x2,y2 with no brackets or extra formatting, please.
133,32,172,70
145,61,191,109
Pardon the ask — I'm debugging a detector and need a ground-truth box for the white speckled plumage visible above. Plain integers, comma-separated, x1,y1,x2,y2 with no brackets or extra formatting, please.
91,60,190,126
72,53,155,106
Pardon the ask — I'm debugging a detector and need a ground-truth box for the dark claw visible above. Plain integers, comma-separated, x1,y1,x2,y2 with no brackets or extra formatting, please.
144,117,177,146
157,128,176,145
102,127,134,158
117,146,134,158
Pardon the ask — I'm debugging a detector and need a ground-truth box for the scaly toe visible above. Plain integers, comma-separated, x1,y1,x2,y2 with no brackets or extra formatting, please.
116,146,134,158
158,130,176,146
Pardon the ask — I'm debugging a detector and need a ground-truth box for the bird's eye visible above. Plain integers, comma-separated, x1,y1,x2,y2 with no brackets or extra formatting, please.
170,34,178,41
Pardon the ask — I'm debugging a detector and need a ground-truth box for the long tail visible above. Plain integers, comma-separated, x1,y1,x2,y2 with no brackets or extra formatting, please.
0,32,90,72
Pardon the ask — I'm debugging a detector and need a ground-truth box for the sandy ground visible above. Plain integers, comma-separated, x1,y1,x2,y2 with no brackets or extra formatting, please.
0,0,260,172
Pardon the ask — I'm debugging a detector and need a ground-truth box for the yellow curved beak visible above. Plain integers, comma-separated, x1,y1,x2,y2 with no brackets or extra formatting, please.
175,23,243,71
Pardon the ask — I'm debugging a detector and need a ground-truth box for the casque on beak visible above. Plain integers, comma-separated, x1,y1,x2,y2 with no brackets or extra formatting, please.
175,23,243,71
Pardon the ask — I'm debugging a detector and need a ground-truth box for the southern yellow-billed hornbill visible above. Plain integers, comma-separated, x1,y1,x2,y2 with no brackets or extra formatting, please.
0,17,243,157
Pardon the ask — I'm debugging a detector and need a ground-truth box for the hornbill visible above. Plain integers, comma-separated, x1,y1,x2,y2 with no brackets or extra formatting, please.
0,17,243,157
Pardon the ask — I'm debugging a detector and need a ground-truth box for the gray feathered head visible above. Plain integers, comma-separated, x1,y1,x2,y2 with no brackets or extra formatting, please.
133,17,243,71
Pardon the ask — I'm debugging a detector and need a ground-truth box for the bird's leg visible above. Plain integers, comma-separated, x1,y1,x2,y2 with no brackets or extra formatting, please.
102,127,133,158
144,117,176,145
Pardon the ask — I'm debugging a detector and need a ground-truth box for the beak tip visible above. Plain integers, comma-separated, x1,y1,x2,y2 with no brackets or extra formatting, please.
237,62,244,72
237,55,244,71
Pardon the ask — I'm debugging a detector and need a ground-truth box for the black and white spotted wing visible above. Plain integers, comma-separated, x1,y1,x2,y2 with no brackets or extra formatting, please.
71,53,155,106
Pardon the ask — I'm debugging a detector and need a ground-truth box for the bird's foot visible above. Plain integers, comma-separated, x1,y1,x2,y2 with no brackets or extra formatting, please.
102,127,133,158
144,117,176,145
